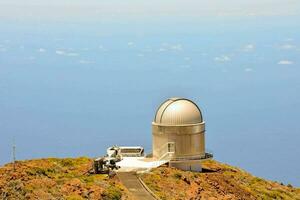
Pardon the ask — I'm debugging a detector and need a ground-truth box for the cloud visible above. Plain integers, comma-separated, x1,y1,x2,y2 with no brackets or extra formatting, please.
79,59,94,64
180,65,191,68
157,42,184,52
244,68,253,72
279,44,296,50
243,44,255,52
284,38,294,42
128,42,134,45
214,55,231,62
55,50,65,55
2,0,299,22
38,48,46,53
158,48,166,52
278,60,294,65
98,45,107,51
170,44,183,51
56,50,79,56
159,43,183,52
67,52,79,57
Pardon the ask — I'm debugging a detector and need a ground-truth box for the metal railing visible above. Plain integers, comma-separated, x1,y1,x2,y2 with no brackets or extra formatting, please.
157,142,175,156
171,152,213,162
158,151,174,161
156,142,175,161
156,142,213,162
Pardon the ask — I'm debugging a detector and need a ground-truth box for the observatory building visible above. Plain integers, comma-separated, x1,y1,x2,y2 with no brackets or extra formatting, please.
152,97,212,171
109,97,212,172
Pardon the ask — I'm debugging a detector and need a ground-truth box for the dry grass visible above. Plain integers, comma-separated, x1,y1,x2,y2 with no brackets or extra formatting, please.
141,160,300,200
0,157,131,200
1,158,299,200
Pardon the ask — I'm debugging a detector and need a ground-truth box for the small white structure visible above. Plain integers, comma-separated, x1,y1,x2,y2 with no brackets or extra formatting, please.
119,146,144,157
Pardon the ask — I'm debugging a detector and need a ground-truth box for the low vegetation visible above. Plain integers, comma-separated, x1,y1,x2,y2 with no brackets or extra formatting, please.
0,157,130,200
1,158,299,200
141,160,300,200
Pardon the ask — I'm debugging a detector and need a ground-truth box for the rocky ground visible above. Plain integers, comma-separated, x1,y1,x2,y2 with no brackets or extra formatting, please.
0,158,299,200
141,160,300,200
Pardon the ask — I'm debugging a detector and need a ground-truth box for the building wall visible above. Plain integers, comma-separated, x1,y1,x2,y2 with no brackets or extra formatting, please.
152,122,205,159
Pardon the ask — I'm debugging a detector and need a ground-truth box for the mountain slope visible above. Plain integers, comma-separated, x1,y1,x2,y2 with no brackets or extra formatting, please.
141,160,300,200
0,157,131,200
0,158,299,200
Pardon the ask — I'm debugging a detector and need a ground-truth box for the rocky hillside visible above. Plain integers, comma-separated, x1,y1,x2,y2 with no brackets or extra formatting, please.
0,157,131,200
141,160,300,200
0,158,299,200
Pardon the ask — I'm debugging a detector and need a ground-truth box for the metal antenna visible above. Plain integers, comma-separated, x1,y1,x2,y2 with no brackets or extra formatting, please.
12,139,16,171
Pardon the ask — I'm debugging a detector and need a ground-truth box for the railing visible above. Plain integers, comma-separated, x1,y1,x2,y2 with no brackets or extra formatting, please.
148,142,175,168
171,152,213,162
158,151,174,161
157,142,175,156
156,142,213,162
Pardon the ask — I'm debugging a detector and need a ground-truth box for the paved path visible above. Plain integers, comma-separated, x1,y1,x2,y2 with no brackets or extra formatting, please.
117,172,157,200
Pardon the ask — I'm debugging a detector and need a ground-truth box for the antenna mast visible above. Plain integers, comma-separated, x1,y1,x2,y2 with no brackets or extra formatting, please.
12,139,16,171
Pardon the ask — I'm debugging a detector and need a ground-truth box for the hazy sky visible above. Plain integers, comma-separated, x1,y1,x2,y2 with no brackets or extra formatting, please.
1,0,300,22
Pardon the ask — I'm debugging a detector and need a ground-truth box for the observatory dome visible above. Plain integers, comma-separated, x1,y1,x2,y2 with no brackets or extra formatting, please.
154,98,203,125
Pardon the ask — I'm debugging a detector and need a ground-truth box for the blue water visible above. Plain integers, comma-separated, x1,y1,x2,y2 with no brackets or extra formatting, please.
0,16,300,186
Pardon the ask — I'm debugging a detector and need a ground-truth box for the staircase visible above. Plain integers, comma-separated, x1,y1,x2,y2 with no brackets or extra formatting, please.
149,142,176,168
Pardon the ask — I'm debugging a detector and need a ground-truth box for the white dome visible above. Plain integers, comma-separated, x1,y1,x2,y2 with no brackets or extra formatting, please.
154,98,203,125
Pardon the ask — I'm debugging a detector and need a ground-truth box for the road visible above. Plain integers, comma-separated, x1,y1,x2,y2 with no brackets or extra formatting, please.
117,172,157,200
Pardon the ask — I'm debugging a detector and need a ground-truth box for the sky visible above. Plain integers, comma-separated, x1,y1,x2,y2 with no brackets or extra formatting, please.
0,0,300,22
0,0,300,187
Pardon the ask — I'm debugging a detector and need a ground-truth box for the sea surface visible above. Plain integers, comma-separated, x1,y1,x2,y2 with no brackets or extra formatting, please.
0,16,299,186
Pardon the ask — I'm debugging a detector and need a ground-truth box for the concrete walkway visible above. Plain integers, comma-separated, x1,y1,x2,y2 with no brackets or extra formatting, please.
117,172,157,200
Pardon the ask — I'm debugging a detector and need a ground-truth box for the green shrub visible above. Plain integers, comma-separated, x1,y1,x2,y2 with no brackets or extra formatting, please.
173,172,182,179
102,186,122,200
80,176,95,184
26,167,47,176
59,159,75,167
